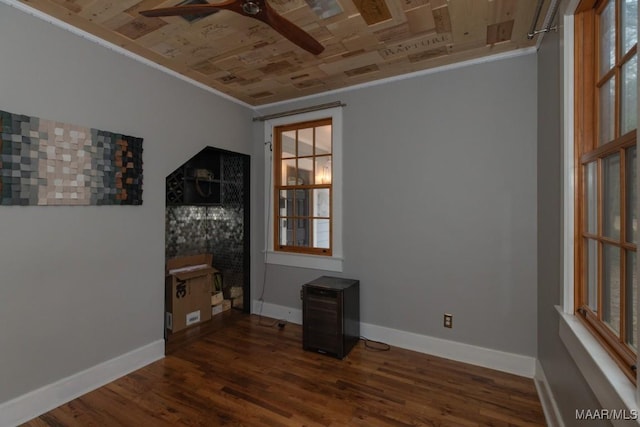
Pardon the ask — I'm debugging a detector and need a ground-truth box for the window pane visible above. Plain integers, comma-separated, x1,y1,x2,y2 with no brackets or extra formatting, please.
313,188,330,217
298,128,313,157
295,218,310,247
281,130,296,158
626,250,637,349
295,189,310,217
622,0,638,55
279,218,291,246
599,0,616,77
315,156,332,184
621,55,638,135
279,217,313,247
282,159,296,185
315,125,332,154
603,153,621,240
313,219,330,249
587,239,599,312
585,161,598,234
298,158,313,184
279,190,294,216
599,77,616,145
627,146,638,243
603,244,621,335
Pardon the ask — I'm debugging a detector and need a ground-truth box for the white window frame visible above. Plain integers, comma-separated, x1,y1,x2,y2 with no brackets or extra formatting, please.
558,0,640,417
263,106,343,272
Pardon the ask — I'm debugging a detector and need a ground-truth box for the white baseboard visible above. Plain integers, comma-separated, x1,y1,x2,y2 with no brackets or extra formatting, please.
0,340,164,427
252,300,536,378
535,360,565,427
359,321,536,377
253,300,303,325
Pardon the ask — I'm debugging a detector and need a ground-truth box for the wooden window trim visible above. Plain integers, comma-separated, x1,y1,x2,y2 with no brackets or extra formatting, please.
273,118,333,257
574,0,638,383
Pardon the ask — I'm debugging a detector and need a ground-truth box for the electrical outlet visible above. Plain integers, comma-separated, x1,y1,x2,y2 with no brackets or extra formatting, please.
444,313,453,328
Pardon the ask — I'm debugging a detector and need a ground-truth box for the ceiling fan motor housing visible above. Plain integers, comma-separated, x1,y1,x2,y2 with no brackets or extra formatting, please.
242,1,261,15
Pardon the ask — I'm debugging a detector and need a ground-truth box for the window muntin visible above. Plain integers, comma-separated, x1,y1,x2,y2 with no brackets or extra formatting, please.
576,0,638,380
274,118,332,256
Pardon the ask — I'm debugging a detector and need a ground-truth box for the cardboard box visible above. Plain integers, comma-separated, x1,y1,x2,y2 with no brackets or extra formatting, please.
212,304,224,316
231,296,243,308
225,286,243,299
212,299,232,316
165,254,216,333
166,254,216,277
211,291,223,306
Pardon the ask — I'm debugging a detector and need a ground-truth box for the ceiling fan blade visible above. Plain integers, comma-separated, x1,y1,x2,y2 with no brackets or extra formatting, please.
140,1,324,55
139,3,236,18
259,3,324,55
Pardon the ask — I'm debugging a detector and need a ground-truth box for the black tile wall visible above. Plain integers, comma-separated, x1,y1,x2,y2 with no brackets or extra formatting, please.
165,205,245,290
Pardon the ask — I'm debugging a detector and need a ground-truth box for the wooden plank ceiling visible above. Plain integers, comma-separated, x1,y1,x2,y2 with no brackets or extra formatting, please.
17,0,549,106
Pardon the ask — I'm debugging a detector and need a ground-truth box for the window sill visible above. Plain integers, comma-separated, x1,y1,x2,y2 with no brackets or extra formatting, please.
557,305,639,424
265,251,343,272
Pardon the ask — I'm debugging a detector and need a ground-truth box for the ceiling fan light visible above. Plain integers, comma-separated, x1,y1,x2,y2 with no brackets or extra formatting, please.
242,1,261,15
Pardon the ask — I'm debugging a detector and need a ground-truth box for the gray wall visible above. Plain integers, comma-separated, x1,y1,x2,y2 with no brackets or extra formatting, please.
0,4,253,404
1,0,594,415
254,53,539,357
536,17,607,427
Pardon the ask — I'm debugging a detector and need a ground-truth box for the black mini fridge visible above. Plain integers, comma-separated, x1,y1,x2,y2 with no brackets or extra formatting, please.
302,276,360,359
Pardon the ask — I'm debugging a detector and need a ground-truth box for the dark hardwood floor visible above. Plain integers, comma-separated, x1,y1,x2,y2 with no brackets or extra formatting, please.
23,312,546,426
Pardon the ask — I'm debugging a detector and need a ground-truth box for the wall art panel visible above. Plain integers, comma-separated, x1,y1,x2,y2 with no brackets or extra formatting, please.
0,110,143,206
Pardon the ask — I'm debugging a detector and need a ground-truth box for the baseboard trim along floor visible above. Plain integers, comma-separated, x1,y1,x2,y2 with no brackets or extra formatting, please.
253,300,536,378
0,339,165,427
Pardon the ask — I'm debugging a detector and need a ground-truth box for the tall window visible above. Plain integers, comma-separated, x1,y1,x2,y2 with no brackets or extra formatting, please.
575,0,638,380
274,118,333,256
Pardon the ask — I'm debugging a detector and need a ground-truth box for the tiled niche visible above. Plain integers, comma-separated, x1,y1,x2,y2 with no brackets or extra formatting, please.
165,147,249,309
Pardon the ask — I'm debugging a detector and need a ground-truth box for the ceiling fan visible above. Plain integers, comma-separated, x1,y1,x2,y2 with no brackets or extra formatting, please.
139,1,325,55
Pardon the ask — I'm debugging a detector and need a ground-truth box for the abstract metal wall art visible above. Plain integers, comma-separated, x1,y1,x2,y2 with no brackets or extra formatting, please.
0,109,143,206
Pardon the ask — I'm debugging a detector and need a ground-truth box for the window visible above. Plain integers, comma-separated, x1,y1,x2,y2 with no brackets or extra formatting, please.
263,106,343,272
575,0,638,380
274,118,333,256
